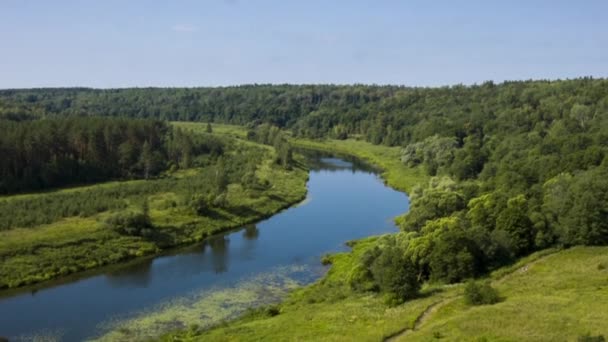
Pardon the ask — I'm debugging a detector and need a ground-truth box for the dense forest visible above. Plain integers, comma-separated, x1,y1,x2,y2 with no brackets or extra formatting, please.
0,117,225,193
1,78,607,302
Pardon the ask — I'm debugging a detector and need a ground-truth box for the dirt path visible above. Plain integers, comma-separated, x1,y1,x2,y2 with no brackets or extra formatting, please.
384,297,457,342
383,251,557,341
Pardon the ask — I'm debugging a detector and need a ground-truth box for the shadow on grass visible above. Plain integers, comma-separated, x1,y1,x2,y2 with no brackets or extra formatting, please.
265,194,287,204
223,204,265,218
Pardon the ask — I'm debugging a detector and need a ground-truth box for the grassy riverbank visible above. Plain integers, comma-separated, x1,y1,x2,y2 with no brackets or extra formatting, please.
0,131,308,290
164,242,608,341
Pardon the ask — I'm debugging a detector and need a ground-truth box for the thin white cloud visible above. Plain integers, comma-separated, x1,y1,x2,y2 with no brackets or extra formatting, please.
172,24,198,32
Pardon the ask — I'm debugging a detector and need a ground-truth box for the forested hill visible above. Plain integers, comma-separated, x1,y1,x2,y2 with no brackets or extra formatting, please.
1,78,606,145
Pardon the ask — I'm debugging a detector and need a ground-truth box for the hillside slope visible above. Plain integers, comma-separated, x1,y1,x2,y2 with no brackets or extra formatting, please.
400,246,608,341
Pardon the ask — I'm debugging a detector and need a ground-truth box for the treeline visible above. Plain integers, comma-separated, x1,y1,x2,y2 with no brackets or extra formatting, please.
0,117,224,194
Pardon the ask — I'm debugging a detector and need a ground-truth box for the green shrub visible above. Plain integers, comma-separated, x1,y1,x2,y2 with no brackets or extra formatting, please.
347,264,376,292
190,194,213,215
464,281,500,306
321,254,333,265
104,211,151,236
369,246,420,303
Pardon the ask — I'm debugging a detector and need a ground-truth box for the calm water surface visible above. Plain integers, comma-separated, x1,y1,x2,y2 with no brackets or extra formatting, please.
0,153,409,341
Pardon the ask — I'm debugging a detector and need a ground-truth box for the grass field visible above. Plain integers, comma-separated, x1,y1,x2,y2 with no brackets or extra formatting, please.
0,126,309,289
172,121,249,139
399,246,608,341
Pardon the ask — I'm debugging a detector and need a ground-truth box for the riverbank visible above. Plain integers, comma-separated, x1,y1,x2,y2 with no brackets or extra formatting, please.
0,136,309,290
172,242,608,341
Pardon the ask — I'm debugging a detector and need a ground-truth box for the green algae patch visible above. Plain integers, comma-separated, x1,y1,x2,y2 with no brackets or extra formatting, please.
92,265,312,341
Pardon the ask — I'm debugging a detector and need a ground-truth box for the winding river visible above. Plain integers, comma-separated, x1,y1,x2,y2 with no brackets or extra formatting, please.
0,152,409,341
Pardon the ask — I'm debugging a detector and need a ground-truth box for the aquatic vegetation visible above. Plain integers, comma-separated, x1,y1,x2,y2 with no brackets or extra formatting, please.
93,265,313,341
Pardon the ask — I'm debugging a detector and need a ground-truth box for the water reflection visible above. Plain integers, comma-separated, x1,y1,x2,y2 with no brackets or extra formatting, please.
105,258,154,288
209,235,230,274
299,149,377,173
243,224,260,240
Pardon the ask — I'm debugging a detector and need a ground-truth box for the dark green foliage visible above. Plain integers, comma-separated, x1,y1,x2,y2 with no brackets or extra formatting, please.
190,194,213,215
578,333,606,342
429,229,483,283
369,245,420,304
401,135,458,175
241,163,270,194
542,168,608,246
495,195,534,256
0,117,227,194
0,117,169,193
213,158,229,194
247,124,294,169
242,305,281,321
320,254,332,265
350,238,420,303
104,210,151,237
401,178,466,232
464,281,500,305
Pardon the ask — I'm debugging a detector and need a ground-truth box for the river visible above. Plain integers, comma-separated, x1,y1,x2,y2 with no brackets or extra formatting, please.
0,152,409,341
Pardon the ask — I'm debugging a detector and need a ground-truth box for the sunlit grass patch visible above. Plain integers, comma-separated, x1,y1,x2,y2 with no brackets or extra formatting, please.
171,122,248,140
400,247,608,341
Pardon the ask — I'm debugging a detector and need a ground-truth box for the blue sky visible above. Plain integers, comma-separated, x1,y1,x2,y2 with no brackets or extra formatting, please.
1,0,606,88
